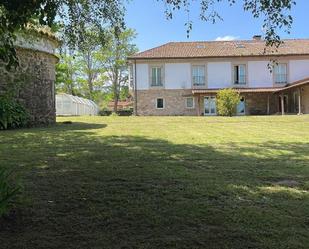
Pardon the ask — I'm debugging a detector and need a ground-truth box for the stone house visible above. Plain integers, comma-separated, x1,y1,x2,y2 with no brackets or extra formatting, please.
128,36,309,116
0,28,59,126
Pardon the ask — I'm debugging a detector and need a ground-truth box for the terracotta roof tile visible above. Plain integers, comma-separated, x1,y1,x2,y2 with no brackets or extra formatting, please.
129,39,309,59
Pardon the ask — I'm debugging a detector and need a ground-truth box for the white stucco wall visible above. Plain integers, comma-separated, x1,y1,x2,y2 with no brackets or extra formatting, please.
136,64,149,90
248,61,273,87
165,63,191,89
207,62,231,88
289,60,309,82
135,59,309,90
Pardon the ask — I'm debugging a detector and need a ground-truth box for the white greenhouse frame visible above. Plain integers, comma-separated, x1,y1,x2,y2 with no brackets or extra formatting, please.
56,94,99,116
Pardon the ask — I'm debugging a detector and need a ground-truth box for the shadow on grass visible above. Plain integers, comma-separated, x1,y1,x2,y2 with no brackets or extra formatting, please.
0,122,107,134
54,122,107,131
0,125,308,249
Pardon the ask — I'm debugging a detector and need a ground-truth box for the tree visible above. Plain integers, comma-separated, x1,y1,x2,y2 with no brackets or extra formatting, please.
0,1,296,67
216,88,240,117
119,85,130,101
55,51,80,95
74,28,103,100
56,47,108,101
0,0,125,68
56,24,109,100
162,0,295,47
98,28,138,113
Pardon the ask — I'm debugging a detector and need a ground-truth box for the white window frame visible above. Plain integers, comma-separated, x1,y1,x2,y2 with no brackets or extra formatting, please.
233,64,247,85
274,63,288,84
192,65,206,87
156,98,165,109
204,96,217,116
185,97,195,109
150,65,164,87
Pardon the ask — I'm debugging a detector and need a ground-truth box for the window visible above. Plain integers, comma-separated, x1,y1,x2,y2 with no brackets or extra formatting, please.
185,97,194,109
151,66,163,87
237,97,245,115
204,96,216,115
234,65,246,84
274,63,287,84
192,65,205,86
156,98,164,109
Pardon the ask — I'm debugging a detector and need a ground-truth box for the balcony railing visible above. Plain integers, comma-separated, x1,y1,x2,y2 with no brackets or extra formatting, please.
151,77,163,87
275,74,287,84
193,76,205,86
234,75,246,85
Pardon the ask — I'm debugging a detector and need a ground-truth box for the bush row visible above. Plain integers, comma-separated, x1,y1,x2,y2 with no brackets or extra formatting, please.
99,109,133,116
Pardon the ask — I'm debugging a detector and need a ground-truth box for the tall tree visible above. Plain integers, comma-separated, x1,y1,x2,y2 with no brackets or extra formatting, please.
55,50,80,95
56,26,111,101
75,29,103,100
0,0,296,68
162,0,295,47
98,28,138,113
0,0,125,68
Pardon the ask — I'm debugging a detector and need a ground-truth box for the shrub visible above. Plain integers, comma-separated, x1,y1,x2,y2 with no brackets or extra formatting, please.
117,109,133,116
216,88,240,117
99,109,133,116
0,168,20,217
99,110,112,116
0,96,29,130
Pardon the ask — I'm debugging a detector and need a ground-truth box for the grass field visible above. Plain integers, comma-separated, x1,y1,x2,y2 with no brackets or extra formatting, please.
0,116,309,249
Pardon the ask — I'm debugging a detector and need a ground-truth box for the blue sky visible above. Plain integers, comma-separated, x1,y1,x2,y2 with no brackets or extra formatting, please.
125,0,309,52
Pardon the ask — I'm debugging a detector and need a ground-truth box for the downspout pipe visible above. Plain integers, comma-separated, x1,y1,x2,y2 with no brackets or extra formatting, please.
134,59,138,116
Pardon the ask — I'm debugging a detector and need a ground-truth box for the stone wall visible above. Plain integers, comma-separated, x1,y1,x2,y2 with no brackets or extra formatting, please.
136,89,197,116
136,89,280,116
0,47,58,126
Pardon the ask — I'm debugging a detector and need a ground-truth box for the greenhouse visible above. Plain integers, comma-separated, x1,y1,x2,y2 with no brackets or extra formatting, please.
56,93,99,116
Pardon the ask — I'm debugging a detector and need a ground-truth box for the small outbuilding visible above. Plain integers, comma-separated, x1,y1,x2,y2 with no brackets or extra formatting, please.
0,27,59,126
56,93,99,116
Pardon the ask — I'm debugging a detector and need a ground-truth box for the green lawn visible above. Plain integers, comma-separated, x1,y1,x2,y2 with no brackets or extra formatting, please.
0,116,309,249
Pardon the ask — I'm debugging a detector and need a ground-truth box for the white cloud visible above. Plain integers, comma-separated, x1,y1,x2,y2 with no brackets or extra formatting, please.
215,35,239,41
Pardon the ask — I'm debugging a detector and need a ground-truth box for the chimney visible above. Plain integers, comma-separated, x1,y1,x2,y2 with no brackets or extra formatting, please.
253,35,262,41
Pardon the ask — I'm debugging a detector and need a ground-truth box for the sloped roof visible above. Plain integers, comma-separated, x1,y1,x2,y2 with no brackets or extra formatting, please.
274,77,309,92
129,39,309,60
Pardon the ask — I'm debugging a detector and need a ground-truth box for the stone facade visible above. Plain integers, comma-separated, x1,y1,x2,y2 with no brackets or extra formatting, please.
136,90,281,116
136,89,197,116
196,93,279,115
0,33,58,126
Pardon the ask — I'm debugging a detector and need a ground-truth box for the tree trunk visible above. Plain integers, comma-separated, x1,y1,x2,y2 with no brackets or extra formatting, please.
113,69,119,113
88,76,93,99
86,51,94,100
113,94,118,113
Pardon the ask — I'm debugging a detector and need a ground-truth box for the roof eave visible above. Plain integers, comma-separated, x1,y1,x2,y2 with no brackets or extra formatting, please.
128,53,309,61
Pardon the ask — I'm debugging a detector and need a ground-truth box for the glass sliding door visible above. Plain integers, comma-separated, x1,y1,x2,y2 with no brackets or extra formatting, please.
237,97,245,115
204,96,216,115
